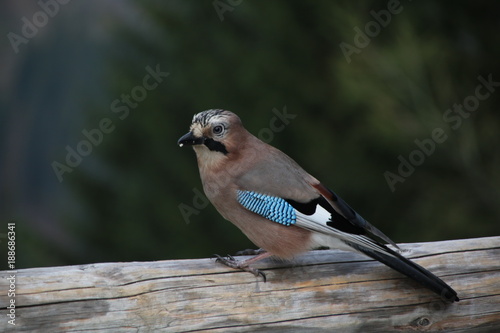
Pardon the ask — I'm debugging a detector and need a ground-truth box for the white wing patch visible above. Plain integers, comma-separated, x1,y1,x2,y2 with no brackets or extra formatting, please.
295,205,397,258
296,204,331,227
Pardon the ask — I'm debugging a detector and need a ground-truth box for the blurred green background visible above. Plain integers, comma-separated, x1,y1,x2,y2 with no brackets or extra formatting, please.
1,1,499,269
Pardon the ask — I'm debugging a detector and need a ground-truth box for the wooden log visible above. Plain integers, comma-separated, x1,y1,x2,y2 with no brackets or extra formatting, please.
1,236,499,332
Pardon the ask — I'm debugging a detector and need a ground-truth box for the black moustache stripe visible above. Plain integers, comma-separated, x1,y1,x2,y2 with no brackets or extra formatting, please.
203,138,228,155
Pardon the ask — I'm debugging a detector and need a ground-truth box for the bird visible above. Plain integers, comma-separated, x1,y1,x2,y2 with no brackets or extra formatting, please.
178,109,459,302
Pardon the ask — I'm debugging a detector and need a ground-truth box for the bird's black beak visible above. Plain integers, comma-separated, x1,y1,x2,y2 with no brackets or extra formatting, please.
178,131,204,147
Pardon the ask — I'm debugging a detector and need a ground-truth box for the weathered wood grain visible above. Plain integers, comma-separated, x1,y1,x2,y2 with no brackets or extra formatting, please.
0,236,499,332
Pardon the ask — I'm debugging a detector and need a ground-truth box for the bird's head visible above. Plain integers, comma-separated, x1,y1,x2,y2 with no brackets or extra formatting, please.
178,109,243,157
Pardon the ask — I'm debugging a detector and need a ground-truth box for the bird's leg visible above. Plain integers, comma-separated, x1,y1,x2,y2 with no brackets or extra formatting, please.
215,251,272,282
235,248,266,256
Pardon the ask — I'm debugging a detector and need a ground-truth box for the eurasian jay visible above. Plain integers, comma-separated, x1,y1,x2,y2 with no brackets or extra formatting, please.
178,109,459,302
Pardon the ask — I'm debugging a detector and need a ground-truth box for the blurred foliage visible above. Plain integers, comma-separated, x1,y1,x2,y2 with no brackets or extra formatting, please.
1,1,499,268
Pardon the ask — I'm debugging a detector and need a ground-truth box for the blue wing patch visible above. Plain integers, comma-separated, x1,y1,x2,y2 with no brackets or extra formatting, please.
236,190,296,226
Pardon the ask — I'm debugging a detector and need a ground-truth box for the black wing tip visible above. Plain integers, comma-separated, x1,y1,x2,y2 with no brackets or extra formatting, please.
345,240,459,303
441,288,460,303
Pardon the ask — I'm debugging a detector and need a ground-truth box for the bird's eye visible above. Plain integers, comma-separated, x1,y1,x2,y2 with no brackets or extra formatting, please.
213,125,224,135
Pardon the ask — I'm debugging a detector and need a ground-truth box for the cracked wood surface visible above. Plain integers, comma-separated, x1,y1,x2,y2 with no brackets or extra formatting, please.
0,236,499,332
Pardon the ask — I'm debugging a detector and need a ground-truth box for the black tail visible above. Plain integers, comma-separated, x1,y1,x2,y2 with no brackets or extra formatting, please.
345,241,459,302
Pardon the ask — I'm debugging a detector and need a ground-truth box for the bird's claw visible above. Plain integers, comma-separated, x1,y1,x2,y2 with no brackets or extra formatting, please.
214,254,267,282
